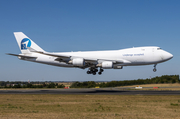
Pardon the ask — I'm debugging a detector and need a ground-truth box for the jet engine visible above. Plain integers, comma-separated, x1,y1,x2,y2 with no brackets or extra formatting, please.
72,58,85,67
102,61,113,69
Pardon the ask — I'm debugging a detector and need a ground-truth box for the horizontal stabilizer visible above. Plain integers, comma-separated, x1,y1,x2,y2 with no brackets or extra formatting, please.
6,53,37,59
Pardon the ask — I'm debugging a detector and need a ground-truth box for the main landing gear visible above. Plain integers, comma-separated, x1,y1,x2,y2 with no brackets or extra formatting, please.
153,64,157,72
87,68,104,75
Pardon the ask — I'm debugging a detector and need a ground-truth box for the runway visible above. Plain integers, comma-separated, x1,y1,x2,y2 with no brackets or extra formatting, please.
0,88,180,95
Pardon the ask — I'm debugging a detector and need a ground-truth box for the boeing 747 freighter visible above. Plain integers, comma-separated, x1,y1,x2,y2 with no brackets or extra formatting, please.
7,32,173,75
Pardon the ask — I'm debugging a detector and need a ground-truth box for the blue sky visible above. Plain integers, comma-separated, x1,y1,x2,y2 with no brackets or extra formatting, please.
0,0,179,81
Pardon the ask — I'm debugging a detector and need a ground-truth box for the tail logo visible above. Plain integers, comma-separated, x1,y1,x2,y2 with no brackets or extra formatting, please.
21,38,31,50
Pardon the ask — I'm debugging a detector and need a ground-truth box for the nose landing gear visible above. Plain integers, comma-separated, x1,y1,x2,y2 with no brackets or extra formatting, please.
153,64,157,72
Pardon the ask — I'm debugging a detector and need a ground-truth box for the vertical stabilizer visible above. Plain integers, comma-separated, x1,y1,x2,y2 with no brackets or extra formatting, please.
14,32,44,54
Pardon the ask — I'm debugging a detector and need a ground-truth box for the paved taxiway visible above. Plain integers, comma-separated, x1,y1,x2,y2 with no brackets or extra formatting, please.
0,88,180,95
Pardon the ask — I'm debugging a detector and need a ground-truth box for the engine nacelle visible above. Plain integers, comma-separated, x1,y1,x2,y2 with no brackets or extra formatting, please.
72,58,85,67
102,61,113,69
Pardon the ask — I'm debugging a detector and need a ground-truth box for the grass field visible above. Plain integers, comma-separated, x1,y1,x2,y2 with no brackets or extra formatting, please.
0,95,180,119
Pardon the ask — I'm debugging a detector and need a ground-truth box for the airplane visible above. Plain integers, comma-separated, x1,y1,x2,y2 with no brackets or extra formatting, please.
7,32,173,75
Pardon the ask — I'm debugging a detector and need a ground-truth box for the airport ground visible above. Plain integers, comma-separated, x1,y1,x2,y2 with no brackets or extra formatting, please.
0,84,180,119
58,83,180,91
119,83,180,90
0,94,180,119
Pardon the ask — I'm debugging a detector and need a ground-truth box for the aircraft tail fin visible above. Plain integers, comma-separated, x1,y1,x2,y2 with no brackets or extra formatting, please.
14,32,45,54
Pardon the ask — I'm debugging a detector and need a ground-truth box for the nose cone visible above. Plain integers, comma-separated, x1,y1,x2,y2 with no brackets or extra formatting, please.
163,51,173,61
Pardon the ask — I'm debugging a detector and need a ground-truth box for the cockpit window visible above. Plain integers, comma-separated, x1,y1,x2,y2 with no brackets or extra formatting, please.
157,48,162,50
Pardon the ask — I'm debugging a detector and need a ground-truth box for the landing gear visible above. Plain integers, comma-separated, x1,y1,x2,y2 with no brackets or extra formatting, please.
86,68,104,75
153,64,157,72
87,71,91,74
93,72,96,75
87,68,98,75
98,68,104,75
100,68,104,72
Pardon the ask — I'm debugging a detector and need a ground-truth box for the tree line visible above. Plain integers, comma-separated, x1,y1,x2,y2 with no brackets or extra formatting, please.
70,75,180,88
0,75,179,88
1,82,65,88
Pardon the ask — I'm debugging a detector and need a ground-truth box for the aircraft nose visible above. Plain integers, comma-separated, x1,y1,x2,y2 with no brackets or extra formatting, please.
163,51,173,60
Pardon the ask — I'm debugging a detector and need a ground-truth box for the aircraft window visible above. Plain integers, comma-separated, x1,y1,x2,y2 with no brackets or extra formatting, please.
157,48,162,50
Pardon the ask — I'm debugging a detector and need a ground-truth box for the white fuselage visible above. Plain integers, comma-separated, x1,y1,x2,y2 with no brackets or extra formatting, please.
22,46,173,68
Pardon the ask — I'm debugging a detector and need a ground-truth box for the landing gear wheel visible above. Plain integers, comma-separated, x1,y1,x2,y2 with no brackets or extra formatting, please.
100,68,104,72
87,68,102,75
93,72,96,75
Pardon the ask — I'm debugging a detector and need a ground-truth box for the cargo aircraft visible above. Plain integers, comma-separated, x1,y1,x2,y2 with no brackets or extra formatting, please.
7,32,173,75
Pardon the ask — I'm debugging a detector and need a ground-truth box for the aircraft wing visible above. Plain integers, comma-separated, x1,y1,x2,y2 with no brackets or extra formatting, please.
84,58,125,64
28,47,70,58
28,47,129,64
28,48,97,63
